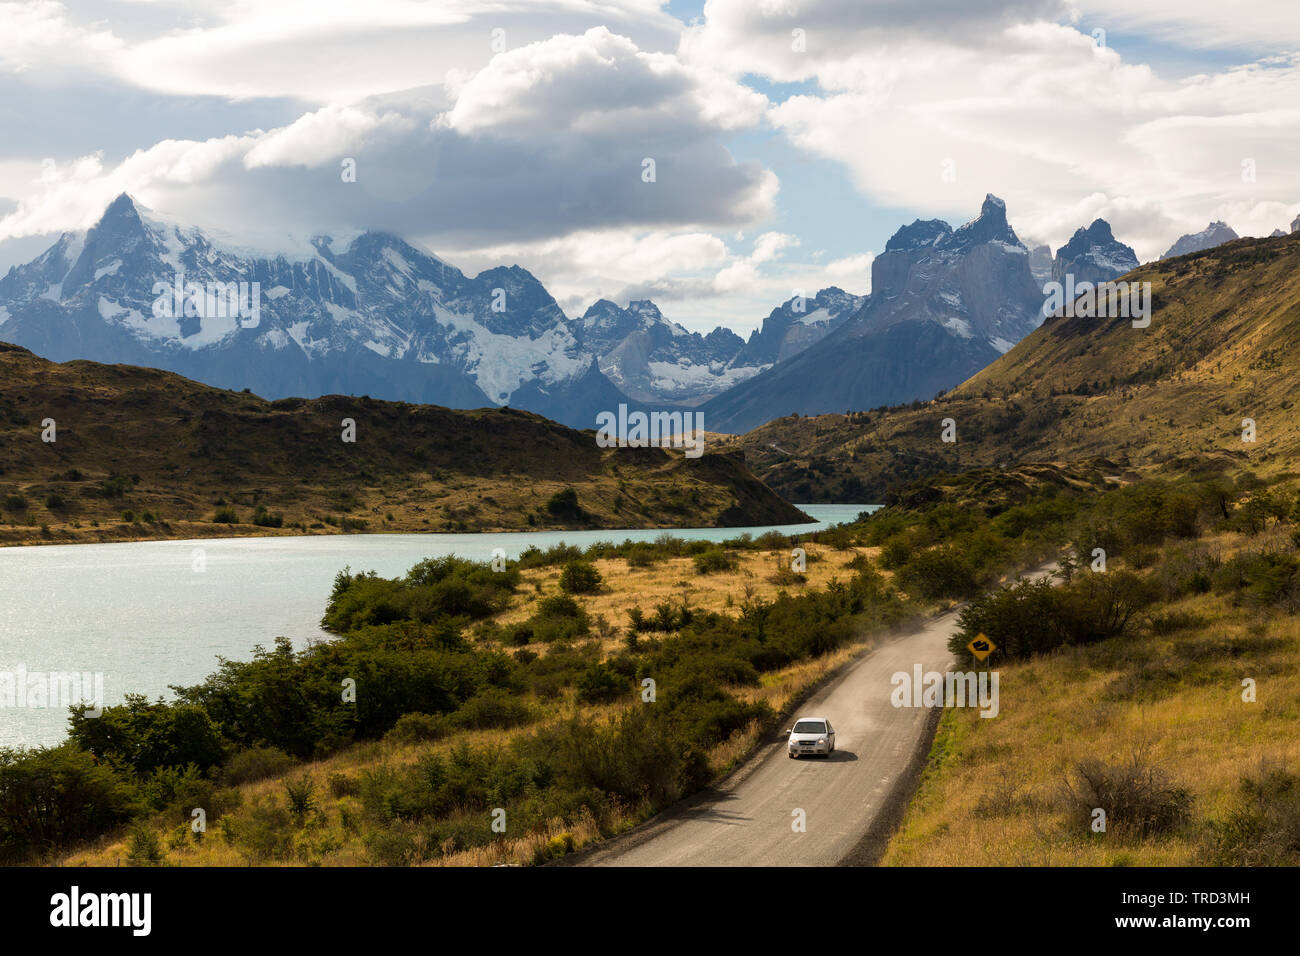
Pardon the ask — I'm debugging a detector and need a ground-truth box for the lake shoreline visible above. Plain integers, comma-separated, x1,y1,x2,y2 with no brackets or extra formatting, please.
0,511,833,550
0,504,879,749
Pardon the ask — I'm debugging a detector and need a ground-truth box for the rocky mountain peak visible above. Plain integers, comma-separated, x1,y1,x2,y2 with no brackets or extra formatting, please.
1161,221,1239,259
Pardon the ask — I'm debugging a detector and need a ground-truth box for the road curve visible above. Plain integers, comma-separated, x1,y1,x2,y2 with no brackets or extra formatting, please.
573,567,1054,867
575,608,963,867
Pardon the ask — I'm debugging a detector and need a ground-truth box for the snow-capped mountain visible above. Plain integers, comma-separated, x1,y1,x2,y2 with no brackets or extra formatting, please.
863,193,1042,350
701,194,1042,433
578,298,755,404
0,194,627,426
1050,219,1138,286
571,287,865,405
1161,221,1239,259
0,195,865,425
734,287,864,367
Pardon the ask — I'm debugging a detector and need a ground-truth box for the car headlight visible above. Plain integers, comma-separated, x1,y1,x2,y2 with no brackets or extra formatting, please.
817,737,827,744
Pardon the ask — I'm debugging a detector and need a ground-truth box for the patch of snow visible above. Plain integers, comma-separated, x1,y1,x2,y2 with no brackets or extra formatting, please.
941,316,973,338
94,259,122,280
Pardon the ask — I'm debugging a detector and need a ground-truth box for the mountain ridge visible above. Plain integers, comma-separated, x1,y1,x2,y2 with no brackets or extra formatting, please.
720,230,1300,500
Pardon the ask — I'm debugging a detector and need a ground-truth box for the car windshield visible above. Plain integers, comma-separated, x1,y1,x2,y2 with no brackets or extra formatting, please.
792,721,826,734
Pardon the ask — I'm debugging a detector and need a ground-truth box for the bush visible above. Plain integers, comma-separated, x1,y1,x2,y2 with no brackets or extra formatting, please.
534,832,575,863
212,507,239,524
252,506,284,528
519,595,590,645
951,571,1158,664
879,537,911,569
2,494,27,513
69,696,226,776
230,795,295,862
897,546,977,601
575,662,628,704
1062,753,1192,838
0,744,137,862
559,561,603,594
385,712,449,744
220,746,297,786
140,763,212,813
545,489,585,521
693,548,738,574
284,777,317,823
126,824,165,866
452,688,534,730
1210,764,1300,865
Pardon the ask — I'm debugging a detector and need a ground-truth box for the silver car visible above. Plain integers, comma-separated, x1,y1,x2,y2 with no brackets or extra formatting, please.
786,717,835,758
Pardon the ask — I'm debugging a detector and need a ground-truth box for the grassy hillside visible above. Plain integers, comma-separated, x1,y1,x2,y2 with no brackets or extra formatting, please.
724,231,1300,501
885,512,1300,866
0,342,807,545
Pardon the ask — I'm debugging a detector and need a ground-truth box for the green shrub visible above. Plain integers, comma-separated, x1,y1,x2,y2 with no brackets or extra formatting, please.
126,824,165,866
575,662,628,704
692,548,738,574
952,571,1157,664
1210,764,1300,865
213,507,239,524
545,489,585,521
252,506,284,528
385,712,449,744
452,688,534,730
69,695,226,776
284,777,317,823
898,546,977,601
559,560,603,594
220,746,297,786
879,537,911,569
0,744,137,862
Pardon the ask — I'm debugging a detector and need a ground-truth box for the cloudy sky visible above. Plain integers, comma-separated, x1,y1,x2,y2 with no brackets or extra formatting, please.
2,0,1299,334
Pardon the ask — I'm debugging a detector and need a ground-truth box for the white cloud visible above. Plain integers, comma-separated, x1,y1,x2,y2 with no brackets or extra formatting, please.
825,252,874,288
0,1,122,76
1074,0,1300,51
16,0,682,103
0,27,777,249
688,0,1300,260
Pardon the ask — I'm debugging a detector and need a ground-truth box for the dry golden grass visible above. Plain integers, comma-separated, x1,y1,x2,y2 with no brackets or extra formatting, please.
495,544,879,655
883,580,1300,866
56,545,880,867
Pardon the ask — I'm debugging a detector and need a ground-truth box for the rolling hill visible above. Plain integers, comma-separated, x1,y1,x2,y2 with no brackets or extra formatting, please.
0,343,808,546
723,231,1300,501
